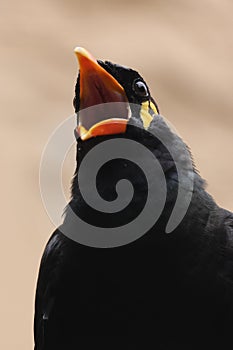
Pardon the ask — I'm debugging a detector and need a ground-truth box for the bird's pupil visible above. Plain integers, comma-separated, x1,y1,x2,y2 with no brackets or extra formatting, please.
133,80,148,97
137,82,146,92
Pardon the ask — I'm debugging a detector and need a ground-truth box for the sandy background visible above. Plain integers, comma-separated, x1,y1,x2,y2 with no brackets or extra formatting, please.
1,0,233,348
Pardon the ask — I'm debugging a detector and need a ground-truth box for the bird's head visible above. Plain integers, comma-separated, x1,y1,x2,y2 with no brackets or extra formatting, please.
65,47,198,245
72,47,183,188
73,47,160,142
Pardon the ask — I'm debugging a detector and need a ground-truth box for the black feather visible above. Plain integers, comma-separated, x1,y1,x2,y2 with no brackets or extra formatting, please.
34,60,233,349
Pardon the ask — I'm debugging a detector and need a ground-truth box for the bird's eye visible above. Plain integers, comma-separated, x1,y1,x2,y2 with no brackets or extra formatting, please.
133,80,149,97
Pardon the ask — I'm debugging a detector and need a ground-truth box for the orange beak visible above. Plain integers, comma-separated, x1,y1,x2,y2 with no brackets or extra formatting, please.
74,47,129,140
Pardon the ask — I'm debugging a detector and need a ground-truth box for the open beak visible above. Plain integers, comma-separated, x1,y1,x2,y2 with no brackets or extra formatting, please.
74,47,130,140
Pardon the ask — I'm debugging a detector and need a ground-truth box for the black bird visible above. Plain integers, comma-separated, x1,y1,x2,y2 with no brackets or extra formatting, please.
34,48,233,349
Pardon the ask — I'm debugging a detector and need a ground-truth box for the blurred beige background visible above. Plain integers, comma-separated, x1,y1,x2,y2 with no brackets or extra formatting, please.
1,0,233,348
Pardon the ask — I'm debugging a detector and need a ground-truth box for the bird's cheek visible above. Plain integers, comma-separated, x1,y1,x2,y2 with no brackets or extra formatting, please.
140,101,154,129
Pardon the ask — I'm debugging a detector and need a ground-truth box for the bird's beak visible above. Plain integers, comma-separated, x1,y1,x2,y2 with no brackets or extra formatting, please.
74,47,130,140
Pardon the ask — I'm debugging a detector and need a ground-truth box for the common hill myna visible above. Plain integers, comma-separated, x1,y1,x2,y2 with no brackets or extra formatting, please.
34,48,233,349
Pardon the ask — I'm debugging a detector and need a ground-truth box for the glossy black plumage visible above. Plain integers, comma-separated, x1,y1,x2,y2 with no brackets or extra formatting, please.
34,59,233,349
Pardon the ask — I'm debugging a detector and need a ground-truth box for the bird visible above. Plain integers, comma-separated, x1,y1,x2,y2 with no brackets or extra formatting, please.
34,47,233,350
